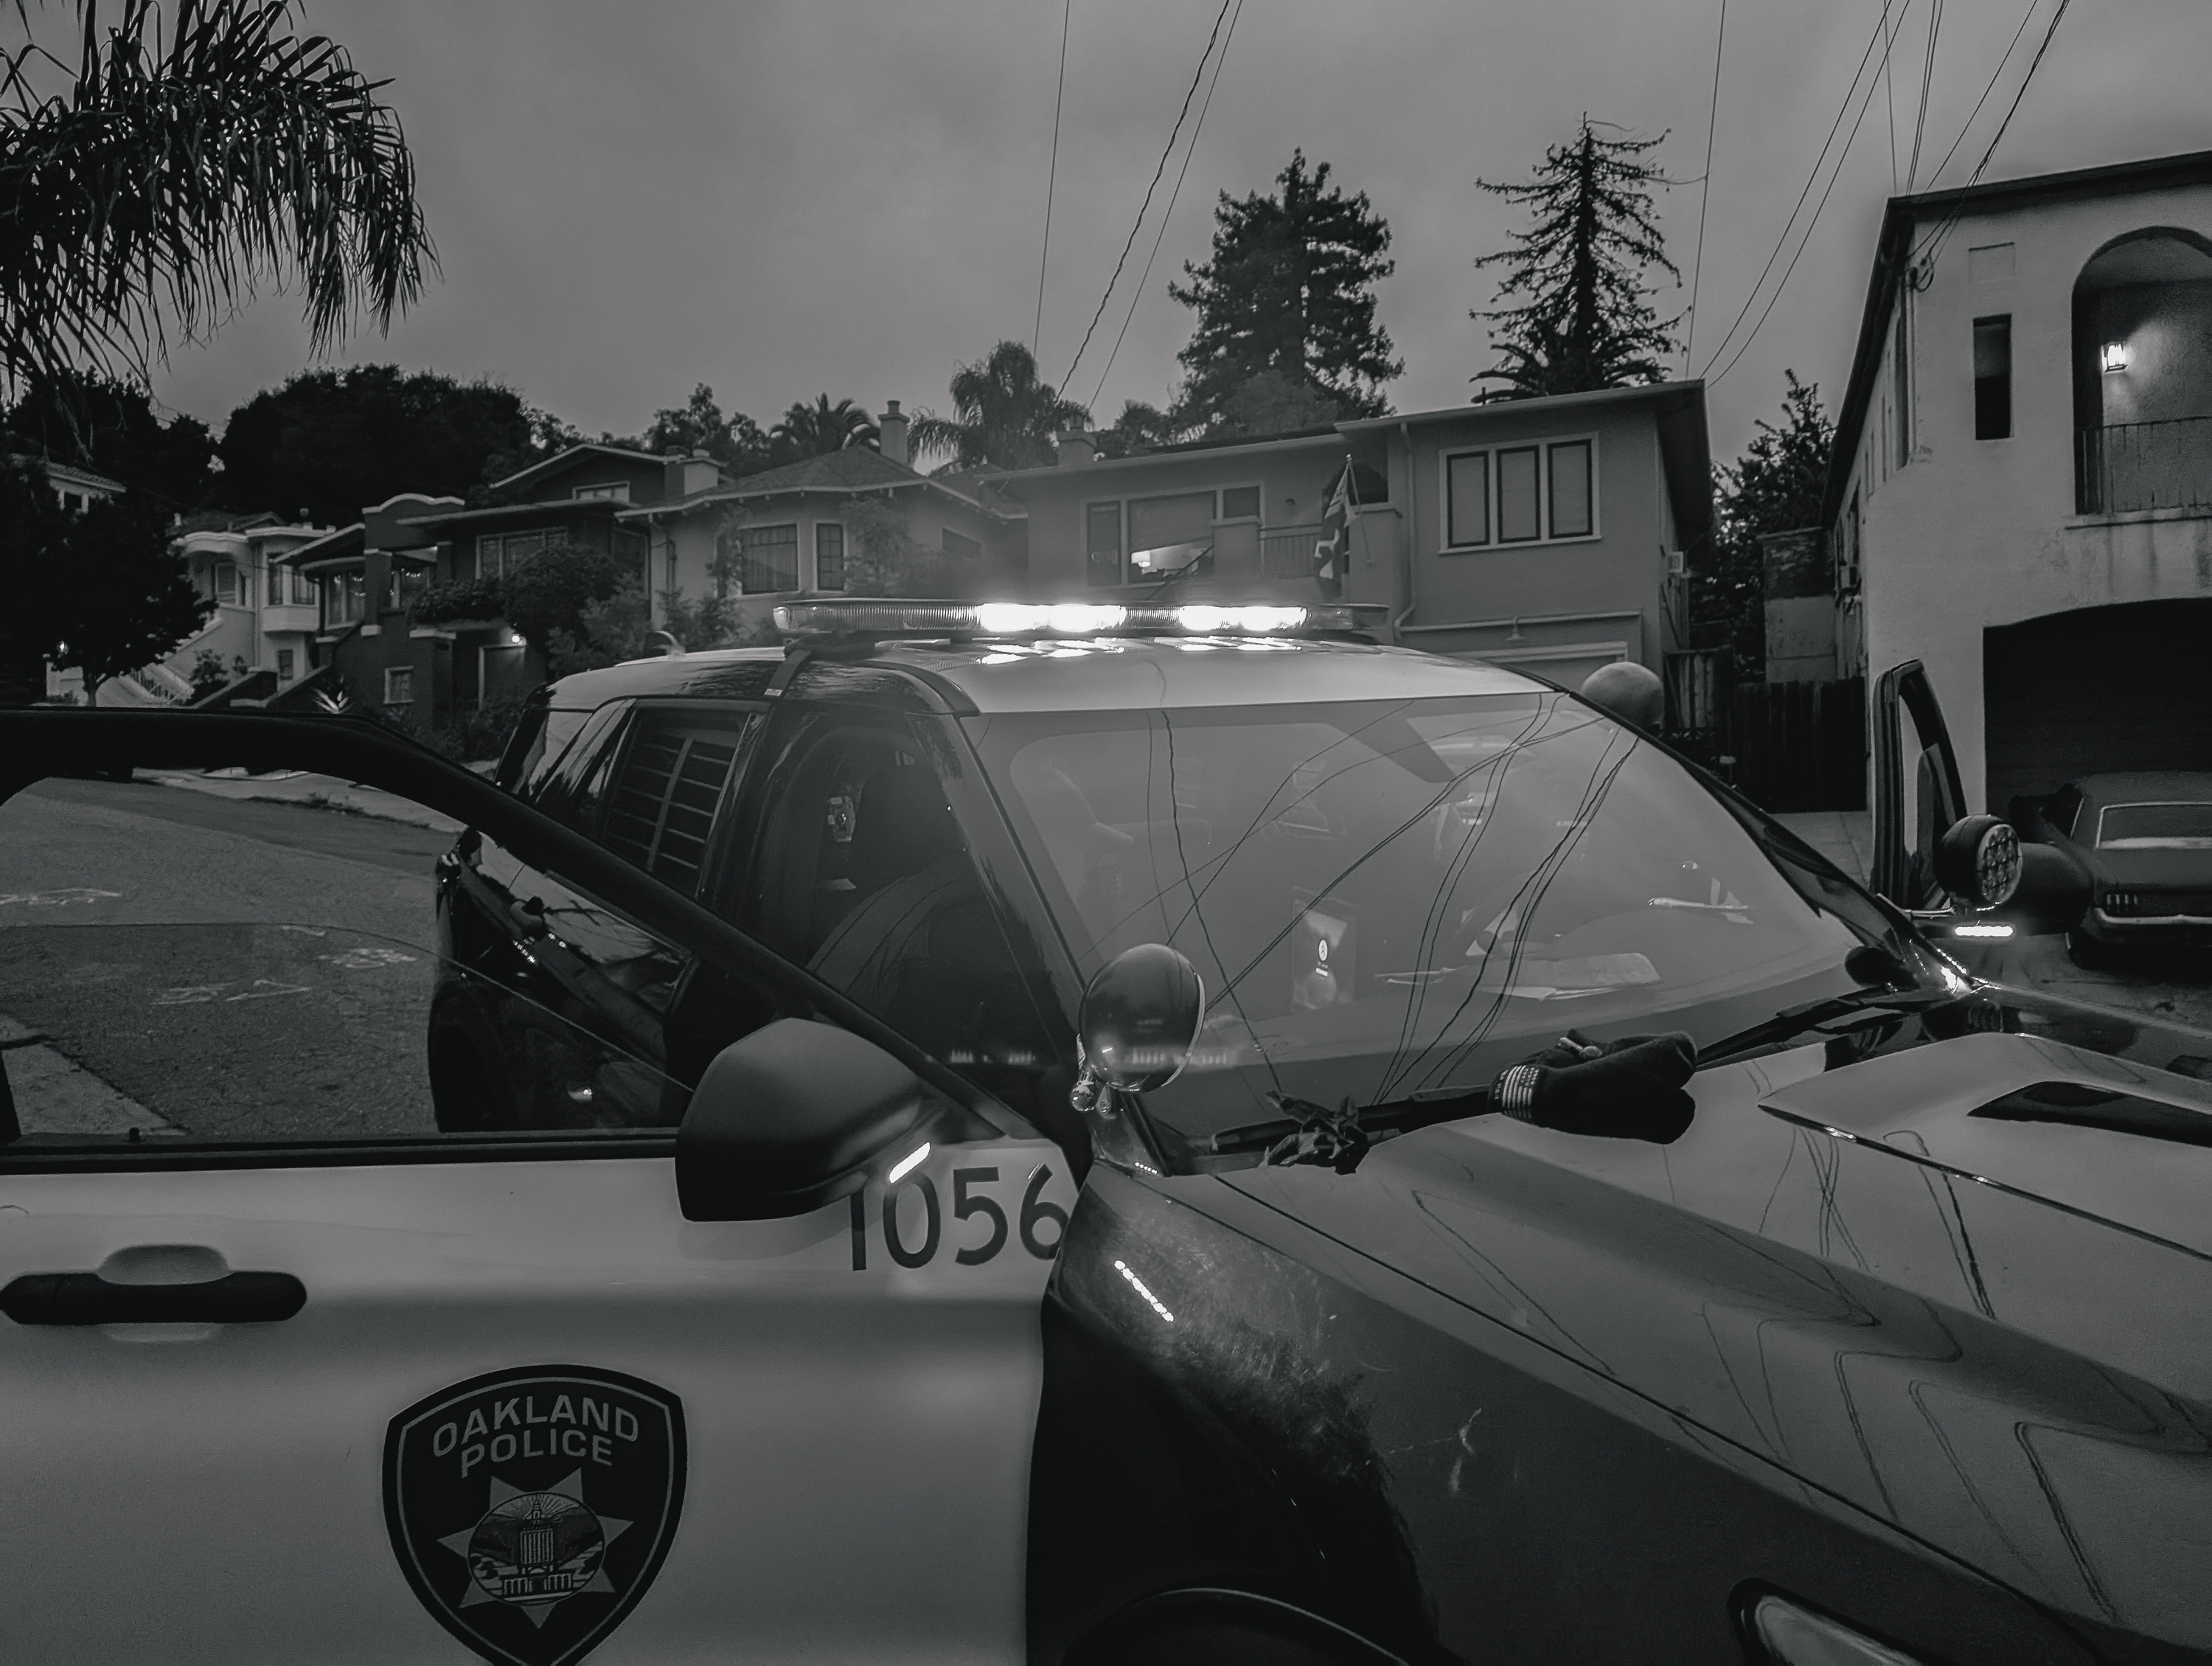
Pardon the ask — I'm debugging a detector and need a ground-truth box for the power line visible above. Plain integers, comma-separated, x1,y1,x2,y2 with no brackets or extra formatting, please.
1916,0,2072,270
1880,0,1900,192
1090,0,1243,411
1905,0,1942,190
1032,0,1074,361
1706,4,1902,388
1910,0,2040,204
1680,0,1727,378
1694,1,1901,379
1060,0,1236,392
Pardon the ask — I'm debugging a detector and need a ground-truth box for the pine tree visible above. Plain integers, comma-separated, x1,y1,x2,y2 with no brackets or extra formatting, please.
1698,372,1834,680
1169,150,1401,436
1472,119,1680,399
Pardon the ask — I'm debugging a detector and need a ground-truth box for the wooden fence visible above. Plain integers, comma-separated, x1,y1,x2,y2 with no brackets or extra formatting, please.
1723,676,1866,813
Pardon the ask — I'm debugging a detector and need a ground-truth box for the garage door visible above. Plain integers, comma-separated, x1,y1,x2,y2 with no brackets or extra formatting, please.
1983,598,2212,816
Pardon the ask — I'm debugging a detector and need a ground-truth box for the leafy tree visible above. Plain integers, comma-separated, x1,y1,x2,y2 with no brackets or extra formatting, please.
499,541,622,656
1472,119,1680,398
1698,371,1834,681
1169,150,1400,437
4,369,216,507
1092,399,1186,461
0,0,431,394
0,462,211,704
768,395,877,465
642,384,768,475
217,367,538,523
838,494,957,597
911,341,1087,472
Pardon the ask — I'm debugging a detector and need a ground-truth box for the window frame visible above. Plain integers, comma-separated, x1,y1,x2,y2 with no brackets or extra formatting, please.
571,481,631,503
740,522,801,595
382,665,414,709
1081,481,1265,588
814,521,846,592
1440,432,1600,554
1973,313,2013,442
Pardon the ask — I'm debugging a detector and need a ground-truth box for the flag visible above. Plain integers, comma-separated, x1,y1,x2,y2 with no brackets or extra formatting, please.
1312,459,1355,601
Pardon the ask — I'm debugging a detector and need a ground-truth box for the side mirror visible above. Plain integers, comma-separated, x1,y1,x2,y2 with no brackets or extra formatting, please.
1075,944,1206,1099
676,1019,943,1222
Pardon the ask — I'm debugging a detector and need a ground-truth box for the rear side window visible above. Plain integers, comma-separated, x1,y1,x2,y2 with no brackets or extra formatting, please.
599,711,758,895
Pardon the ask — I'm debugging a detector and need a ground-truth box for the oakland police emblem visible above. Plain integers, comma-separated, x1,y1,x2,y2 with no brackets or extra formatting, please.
384,1365,686,1666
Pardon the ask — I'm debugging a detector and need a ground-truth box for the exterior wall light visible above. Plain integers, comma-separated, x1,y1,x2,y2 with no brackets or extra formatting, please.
2100,341,2129,373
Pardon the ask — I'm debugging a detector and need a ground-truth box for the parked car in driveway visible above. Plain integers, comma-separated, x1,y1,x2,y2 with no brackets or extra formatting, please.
7,611,2212,1665
2008,771,2212,964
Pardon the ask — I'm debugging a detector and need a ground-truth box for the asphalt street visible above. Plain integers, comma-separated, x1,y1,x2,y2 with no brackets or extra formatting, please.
1,779,456,1140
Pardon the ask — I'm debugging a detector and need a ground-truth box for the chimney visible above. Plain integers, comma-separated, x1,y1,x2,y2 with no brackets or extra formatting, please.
682,451,720,496
1055,428,1096,468
663,446,689,499
880,399,908,468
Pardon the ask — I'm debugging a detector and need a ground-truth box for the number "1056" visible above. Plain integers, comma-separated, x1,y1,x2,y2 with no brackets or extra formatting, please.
849,1164,1066,1271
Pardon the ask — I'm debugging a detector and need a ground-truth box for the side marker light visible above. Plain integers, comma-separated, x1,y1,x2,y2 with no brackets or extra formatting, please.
1950,922,2014,940
1747,1592,1928,1664
887,1143,930,1184
1113,1259,1175,1323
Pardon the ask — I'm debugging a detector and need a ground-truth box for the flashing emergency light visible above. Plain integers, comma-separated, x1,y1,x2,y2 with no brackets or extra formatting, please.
772,600,1374,639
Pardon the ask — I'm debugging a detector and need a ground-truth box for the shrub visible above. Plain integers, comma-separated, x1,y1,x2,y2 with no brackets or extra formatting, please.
409,574,505,625
502,542,622,651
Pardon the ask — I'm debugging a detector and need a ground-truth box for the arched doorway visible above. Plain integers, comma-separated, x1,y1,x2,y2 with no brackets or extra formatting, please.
1983,597,2212,815
2073,228,2212,513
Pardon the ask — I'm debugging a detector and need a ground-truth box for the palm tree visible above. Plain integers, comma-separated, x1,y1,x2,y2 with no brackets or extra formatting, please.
910,341,1090,472
768,395,877,464
0,0,433,393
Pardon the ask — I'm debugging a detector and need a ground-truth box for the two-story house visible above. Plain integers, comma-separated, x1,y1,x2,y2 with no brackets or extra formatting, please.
990,383,1711,693
1825,148,2212,816
164,513,332,696
619,403,1023,639
272,444,695,727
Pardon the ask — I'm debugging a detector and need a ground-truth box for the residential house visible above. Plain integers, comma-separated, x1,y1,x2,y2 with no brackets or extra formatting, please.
990,382,1712,693
44,460,122,516
159,513,332,697
274,443,695,726
1824,148,2212,816
620,403,1023,639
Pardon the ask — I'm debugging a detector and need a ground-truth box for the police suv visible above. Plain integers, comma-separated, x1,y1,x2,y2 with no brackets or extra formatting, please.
1,601,2208,1666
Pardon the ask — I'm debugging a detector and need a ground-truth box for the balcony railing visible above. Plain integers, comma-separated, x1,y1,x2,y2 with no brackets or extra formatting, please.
1259,522,1327,579
2076,416,2212,516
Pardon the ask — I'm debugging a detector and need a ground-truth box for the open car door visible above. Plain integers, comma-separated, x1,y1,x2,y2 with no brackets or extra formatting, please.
1869,659,1969,909
0,709,1075,1666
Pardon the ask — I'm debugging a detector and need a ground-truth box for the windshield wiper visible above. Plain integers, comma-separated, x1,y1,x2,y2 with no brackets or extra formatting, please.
1695,986,1956,1069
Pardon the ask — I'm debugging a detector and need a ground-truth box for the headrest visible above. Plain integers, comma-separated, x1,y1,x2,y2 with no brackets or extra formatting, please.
847,766,963,893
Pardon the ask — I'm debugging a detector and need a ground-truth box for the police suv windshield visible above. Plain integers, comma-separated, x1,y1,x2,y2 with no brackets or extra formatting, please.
974,687,1916,1155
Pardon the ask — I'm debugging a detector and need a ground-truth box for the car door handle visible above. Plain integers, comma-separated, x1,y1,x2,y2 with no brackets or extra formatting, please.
0,1271,307,1325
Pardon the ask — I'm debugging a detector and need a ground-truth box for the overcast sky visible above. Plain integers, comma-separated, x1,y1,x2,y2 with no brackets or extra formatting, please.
143,0,2212,464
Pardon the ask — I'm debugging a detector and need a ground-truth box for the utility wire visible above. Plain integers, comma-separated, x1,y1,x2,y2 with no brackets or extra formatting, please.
1060,0,1236,392
1090,0,1242,411
1694,1,1900,379
1905,0,1942,190
1910,0,2041,204
1880,0,1900,191
1706,3,1902,387
1680,0,1727,378
1915,0,2071,270
1032,0,1074,360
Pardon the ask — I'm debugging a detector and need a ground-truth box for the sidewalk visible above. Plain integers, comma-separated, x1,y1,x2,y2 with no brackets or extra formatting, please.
139,764,488,834
1772,811,1874,884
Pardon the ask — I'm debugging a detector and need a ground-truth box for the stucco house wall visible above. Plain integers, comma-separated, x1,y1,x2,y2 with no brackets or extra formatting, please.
1828,150,2212,812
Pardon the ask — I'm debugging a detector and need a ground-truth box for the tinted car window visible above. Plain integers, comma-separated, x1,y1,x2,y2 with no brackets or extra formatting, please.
977,691,1886,1148
597,709,759,896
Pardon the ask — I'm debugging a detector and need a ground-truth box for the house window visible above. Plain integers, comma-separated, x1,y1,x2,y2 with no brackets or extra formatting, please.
383,667,413,709
475,529,553,579
1446,438,1595,550
1497,447,1541,542
214,561,238,605
327,572,366,627
1974,315,2011,441
1446,451,1490,546
816,523,846,591
1548,440,1592,538
1127,491,1215,578
742,523,799,594
1085,502,1123,587
276,649,295,682
941,527,981,563
571,481,630,502
1220,485,1262,520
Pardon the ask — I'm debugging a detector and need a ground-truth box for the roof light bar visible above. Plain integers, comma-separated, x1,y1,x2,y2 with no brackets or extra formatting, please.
774,600,1370,640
